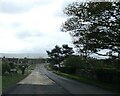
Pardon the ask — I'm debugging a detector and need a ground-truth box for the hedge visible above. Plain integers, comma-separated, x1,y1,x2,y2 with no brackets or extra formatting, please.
95,68,120,84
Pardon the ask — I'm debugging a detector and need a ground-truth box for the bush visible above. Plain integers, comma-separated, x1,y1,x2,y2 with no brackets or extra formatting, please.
95,68,118,83
2,62,10,75
63,56,86,74
116,70,120,88
9,63,16,69
59,67,76,74
64,56,77,67
52,66,58,71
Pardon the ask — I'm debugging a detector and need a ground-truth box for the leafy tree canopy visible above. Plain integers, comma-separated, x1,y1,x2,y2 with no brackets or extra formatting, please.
46,44,74,66
61,2,120,59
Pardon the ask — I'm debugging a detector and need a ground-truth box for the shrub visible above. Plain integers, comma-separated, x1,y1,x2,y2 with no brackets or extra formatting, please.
59,67,76,74
2,62,10,75
9,63,16,69
63,56,86,73
95,68,118,83
52,66,58,71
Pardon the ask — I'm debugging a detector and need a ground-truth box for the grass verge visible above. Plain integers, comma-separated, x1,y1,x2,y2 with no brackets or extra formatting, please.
54,71,119,93
2,64,36,91
45,64,119,93
44,64,52,71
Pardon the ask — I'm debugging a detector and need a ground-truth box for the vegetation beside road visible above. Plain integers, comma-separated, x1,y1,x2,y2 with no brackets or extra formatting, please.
53,70,119,93
47,1,119,93
2,63,36,91
2,73,27,91
46,44,120,93
45,61,120,93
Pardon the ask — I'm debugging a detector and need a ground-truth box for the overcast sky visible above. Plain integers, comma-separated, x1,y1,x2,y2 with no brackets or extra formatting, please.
0,0,85,58
0,0,112,59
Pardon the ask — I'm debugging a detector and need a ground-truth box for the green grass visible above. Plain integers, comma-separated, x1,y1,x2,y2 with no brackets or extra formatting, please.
45,64,119,93
54,71,119,93
2,73,28,91
0,76,2,93
44,64,52,71
54,71,98,85
2,64,36,91
27,64,36,71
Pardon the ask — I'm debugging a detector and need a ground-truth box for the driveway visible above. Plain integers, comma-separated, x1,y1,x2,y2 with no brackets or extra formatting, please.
3,64,117,95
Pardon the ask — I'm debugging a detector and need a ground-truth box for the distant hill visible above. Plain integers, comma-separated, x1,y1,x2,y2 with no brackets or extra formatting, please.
0,53,48,58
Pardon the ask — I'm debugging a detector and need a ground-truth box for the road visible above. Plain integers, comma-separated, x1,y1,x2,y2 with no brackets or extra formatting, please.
3,64,117,95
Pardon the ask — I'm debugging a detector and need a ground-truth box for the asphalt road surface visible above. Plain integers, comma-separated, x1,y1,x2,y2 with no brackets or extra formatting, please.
3,64,118,96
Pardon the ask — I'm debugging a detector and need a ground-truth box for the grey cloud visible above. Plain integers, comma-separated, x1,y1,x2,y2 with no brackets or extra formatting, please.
53,0,79,18
0,2,33,13
16,30,44,39
11,23,22,28
54,8,67,18
16,31,31,39
0,0,54,14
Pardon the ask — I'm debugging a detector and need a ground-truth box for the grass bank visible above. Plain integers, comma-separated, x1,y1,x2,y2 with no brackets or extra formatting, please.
54,71,119,92
2,64,36,91
45,64,119,93
0,76,2,93
44,63,52,71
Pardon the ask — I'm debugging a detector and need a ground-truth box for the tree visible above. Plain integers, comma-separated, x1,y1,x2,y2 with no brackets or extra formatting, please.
23,57,28,64
46,45,62,68
62,44,74,58
2,62,10,75
46,45,74,68
61,2,120,59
